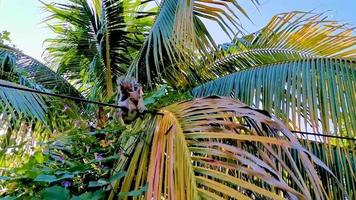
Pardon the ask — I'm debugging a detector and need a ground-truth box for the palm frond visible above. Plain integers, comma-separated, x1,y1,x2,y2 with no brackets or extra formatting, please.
0,44,81,97
208,11,356,76
110,97,346,199
0,44,84,121
234,11,356,58
193,58,356,139
0,80,47,121
127,0,258,88
299,138,356,199
43,0,154,98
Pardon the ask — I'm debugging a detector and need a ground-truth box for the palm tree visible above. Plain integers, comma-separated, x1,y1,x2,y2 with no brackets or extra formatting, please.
43,0,154,99
0,0,355,199
0,43,85,170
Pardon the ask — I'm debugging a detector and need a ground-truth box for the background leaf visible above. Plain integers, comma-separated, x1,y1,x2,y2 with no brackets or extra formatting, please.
41,186,70,200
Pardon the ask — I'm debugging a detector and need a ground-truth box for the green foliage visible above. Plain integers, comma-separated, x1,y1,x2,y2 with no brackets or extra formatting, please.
0,45,81,97
118,184,147,197
41,186,71,200
0,31,10,44
0,80,48,121
43,0,155,98
0,118,128,199
192,58,356,138
144,85,192,109
0,44,83,123
127,0,258,88
0,1,355,200
192,11,356,140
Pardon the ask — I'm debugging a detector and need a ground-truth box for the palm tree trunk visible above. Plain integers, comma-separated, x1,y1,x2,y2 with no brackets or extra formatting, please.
105,31,114,98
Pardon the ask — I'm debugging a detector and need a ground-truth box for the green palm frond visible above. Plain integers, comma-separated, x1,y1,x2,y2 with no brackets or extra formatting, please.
109,97,346,199
191,16,356,196
127,0,258,88
193,58,356,139
0,44,81,97
0,80,47,121
193,11,356,137
300,138,356,199
43,0,155,98
0,45,84,122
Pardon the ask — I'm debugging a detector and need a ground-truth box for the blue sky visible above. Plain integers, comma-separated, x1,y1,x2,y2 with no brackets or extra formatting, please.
0,0,355,62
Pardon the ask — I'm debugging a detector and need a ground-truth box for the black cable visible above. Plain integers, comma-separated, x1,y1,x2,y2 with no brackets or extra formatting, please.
0,83,162,115
291,130,356,141
1,82,355,140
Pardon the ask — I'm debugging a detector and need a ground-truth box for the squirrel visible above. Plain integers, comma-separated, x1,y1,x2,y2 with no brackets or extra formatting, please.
115,78,146,124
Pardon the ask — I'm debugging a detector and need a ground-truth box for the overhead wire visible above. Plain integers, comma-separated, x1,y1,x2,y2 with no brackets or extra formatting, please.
291,131,356,141
0,82,162,115
0,83,355,141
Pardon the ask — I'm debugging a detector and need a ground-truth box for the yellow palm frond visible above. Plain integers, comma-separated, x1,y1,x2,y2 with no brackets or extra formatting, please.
110,97,346,199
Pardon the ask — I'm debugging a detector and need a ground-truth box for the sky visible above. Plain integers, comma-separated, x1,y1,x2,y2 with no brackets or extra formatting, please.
0,0,355,62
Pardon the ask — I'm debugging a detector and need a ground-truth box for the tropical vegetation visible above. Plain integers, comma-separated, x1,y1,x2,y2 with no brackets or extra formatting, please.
0,0,355,199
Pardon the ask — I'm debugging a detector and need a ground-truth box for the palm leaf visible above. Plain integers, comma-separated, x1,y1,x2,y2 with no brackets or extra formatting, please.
0,80,47,121
43,0,154,98
208,11,356,76
109,97,345,199
0,44,81,97
193,58,356,138
193,11,356,137
0,44,84,121
233,11,356,58
192,57,356,199
126,0,258,88
299,138,356,199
